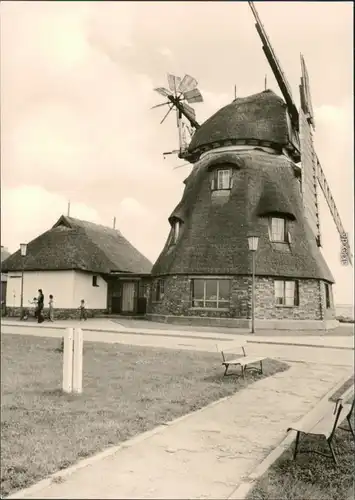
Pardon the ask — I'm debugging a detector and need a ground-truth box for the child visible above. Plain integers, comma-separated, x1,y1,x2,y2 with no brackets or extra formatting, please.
79,299,87,321
48,294,54,322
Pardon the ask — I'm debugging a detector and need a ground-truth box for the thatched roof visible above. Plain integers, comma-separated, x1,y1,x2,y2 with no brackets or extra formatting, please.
2,216,152,274
256,179,296,220
152,149,334,283
188,90,289,154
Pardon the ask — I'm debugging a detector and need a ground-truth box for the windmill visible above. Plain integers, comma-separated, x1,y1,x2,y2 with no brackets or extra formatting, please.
248,1,352,267
152,74,203,159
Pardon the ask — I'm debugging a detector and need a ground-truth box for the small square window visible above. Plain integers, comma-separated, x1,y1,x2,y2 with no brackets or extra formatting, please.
211,169,232,191
92,275,99,287
274,280,299,306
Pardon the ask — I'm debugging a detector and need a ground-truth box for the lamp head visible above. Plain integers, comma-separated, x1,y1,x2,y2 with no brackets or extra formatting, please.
248,235,259,252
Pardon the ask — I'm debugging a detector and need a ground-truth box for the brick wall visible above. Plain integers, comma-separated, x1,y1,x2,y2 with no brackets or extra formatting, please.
149,275,251,319
254,277,324,320
148,275,334,322
5,307,107,320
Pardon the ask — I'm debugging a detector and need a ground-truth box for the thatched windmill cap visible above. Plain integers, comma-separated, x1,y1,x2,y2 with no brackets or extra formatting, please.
188,90,289,154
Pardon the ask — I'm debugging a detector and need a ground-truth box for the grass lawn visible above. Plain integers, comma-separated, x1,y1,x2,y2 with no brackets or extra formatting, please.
246,397,355,500
1,333,288,498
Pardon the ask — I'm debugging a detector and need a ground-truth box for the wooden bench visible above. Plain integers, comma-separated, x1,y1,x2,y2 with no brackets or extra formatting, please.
338,397,355,439
216,341,267,378
287,397,351,466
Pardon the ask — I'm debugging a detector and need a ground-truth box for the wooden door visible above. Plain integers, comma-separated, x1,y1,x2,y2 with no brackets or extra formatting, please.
122,282,135,313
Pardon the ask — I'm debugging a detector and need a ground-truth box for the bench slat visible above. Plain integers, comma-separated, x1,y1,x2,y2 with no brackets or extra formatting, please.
223,356,266,366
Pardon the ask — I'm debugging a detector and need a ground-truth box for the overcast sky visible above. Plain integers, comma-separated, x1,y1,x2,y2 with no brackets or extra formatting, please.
1,1,353,305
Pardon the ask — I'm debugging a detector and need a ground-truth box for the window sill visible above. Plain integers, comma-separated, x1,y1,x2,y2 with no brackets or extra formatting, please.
211,189,231,193
190,307,229,312
275,304,298,308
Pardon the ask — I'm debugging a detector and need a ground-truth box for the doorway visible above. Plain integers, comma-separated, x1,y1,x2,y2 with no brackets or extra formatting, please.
121,282,136,313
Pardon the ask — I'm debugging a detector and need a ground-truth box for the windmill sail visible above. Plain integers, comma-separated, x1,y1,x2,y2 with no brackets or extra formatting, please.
248,1,298,127
298,55,321,245
178,74,198,93
299,108,321,245
249,1,352,266
167,74,181,94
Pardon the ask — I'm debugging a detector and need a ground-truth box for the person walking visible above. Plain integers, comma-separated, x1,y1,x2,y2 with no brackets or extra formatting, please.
79,299,87,321
48,294,54,322
37,289,44,324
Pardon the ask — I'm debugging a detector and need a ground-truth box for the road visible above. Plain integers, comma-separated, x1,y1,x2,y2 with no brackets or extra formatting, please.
2,322,353,368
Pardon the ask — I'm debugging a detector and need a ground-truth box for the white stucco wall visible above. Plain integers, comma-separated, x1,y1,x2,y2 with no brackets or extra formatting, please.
73,271,107,309
6,270,108,309
6,271,75,308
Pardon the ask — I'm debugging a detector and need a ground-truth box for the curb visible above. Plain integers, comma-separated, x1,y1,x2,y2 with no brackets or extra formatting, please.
226,373,354,500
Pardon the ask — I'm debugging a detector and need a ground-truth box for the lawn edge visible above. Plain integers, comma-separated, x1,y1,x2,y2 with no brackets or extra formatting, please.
226,373,355,500
5,389,239,499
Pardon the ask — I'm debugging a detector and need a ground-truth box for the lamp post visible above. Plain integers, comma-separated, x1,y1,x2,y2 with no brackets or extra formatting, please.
248,235,259,334
20,243,27,319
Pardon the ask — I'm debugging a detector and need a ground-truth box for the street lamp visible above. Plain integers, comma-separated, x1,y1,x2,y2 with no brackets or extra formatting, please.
20,243,27,320
248,235,259,334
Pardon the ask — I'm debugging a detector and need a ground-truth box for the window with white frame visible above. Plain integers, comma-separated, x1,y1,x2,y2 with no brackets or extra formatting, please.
274,280,299,306
191,279,231,309
217,170,231,190
270,217,287,242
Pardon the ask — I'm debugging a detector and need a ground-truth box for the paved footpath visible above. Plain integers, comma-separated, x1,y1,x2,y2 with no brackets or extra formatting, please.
9,361,352,500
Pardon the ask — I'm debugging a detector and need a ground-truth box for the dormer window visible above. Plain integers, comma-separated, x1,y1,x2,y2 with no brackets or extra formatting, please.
173,220,180,243
217,170,231,190
270,217,288,242
211,169,232,191
170,219,181,245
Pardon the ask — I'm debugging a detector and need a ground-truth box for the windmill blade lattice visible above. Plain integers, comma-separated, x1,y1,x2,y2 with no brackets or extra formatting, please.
152,73,203,159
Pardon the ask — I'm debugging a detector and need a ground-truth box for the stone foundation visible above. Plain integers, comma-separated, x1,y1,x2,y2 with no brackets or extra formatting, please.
148,274,336,329
146,314,338,331
5,307,107,320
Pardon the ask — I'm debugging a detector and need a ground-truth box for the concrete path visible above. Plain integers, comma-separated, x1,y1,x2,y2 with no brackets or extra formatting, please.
9,362,352,499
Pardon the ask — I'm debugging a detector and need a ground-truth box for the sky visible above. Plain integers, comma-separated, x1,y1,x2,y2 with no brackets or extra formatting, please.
1,1,353,305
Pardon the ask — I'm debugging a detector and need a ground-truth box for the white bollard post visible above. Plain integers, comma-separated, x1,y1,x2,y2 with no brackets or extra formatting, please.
72,328,84,394
62,328,74,393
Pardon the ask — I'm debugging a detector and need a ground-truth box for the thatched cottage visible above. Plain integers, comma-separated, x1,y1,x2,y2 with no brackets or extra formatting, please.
148,90,337,330
2,216,152,318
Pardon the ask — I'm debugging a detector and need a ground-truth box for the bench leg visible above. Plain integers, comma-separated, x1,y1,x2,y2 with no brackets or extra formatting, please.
223,364,229,376
327,438,338,466
293,431,301,460
241,365,245,379
347,416,355,440
260,360,263,375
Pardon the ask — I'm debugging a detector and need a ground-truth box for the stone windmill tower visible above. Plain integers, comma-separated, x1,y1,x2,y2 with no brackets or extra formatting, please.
148,2,352,330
